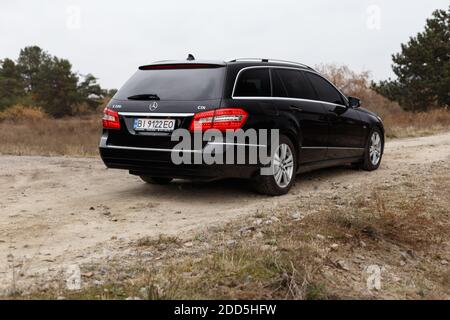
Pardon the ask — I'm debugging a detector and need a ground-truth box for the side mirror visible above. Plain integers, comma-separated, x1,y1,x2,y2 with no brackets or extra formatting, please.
348,96,361,108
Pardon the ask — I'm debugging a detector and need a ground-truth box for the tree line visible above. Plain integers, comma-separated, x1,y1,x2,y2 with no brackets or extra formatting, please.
0,46,116,117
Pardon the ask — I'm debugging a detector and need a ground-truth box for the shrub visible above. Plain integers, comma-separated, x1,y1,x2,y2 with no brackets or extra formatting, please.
0,105,48,122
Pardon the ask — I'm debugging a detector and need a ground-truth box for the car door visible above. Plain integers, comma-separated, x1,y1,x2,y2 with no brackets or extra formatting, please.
304,72,365,159
271,68,329,164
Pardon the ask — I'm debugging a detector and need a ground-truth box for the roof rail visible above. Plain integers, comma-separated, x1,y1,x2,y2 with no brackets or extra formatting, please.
228,58,316,71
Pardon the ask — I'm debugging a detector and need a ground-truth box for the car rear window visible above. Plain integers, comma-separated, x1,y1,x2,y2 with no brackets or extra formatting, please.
233,68,271,97
114,66,226,101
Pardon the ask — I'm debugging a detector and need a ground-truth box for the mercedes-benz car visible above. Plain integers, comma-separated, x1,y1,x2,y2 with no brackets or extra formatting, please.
100,58,384,196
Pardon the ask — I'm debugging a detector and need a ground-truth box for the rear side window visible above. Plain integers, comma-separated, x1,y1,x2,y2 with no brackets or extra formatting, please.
271,69,288,97
114,67,226,101
305,72,345,105
234,68,271,97
272,69,316,100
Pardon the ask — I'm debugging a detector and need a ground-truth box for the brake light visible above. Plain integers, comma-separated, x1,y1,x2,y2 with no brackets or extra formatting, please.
102,108,121,130
189,108,248,132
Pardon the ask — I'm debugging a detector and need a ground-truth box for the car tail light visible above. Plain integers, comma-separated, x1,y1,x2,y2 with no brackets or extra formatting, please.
102,108,121,130
189,108,248,132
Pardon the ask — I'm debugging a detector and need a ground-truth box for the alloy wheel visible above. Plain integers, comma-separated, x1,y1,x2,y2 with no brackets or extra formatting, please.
273,143,294,188
369,131,382,166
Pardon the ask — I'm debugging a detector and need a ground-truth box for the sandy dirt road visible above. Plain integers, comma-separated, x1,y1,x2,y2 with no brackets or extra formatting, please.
0,133,449,294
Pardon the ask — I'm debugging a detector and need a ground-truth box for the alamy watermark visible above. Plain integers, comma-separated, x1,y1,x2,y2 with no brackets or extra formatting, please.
66,5,82,30
66,264,81,290
366,264,383,291
170,129,281,176
366,4,382,30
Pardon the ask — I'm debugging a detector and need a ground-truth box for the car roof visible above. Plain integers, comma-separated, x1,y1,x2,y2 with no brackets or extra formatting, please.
226,58,315,71
140,58,315,71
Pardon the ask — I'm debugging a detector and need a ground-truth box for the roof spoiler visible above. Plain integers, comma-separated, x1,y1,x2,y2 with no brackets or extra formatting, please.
139,63,223,70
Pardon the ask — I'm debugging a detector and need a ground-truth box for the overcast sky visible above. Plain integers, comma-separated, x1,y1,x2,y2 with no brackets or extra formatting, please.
0,0,448,89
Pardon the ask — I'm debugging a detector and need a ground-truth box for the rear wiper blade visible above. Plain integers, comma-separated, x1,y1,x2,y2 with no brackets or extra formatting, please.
127,94,160,101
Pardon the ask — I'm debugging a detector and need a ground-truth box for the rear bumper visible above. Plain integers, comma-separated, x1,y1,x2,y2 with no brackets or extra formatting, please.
99,134,264,180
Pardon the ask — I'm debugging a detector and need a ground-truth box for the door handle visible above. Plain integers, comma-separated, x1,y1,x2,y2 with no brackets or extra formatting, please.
290,105,303,112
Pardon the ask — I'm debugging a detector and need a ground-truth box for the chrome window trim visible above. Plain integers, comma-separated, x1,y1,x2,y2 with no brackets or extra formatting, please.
302,146,364,150
230,96,346,108
231,66,349,107
119,112,194,117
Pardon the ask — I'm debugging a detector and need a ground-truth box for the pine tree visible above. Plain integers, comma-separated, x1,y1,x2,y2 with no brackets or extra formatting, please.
372,7,450,111
78,74,105,109
0,58,24,110
33,57,80,117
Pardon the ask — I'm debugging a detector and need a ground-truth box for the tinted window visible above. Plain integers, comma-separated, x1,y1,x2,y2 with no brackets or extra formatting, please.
271,69,288,97
114,67,225,101
305,72,344,105
234,68,270,97
273,69,316,100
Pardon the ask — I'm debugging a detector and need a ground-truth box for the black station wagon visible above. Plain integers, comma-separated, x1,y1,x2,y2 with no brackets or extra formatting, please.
100,57,384,195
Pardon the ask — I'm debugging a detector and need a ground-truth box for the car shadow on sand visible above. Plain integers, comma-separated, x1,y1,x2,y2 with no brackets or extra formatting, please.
121,165,363,201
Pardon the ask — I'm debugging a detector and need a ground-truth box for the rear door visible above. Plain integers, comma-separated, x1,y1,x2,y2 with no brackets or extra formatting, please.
229,66,277,120
227,66,278,135
220,66,277,167
271,68,329,164
304,72,365,159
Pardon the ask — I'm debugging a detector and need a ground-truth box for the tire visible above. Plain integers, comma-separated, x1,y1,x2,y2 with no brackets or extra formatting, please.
140,176,173,185
360,127,384,171
253,135,297,196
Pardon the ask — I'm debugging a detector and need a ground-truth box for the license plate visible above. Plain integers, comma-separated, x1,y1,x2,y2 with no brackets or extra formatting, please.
133,118,176,132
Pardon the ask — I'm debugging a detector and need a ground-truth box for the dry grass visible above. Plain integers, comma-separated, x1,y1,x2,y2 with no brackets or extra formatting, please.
381,109,450,138
136,235,181,248
1,67,450,157
0,114,101,157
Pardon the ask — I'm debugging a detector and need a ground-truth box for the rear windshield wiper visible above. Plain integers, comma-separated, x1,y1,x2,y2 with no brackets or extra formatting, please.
127,94,160,101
